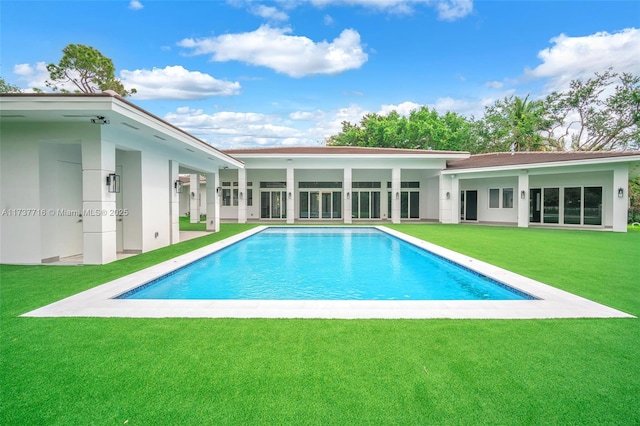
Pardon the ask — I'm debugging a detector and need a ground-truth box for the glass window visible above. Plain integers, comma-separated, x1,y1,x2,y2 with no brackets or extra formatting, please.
401,182,420,188
372,192,381,219
400,192,409,218
410,191,420,218
352,192,359,218
584,187,602,225
299,192,309,218
299,182,342,188
564,187,581,225
353,182,381,189
489,188,500,208
502,188,513,208
360,192,370,218
260,182,286,188
233,189,238,206
332,192,342,219
543,188,559,224
222,188,231,206
260,192,270,218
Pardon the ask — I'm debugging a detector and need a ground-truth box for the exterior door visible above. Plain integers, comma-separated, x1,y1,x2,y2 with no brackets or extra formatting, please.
461,190,477,221
57,161,83,257
530,188,541,223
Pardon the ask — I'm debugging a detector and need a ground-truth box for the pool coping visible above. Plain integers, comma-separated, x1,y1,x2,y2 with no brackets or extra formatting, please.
22,226,635,319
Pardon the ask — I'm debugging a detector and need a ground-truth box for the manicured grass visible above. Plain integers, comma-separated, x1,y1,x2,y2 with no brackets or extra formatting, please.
1,224,639,424
179,216,206,231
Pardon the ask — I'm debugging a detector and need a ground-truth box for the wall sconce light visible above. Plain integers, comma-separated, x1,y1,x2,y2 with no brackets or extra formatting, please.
288,192,292,199
346,192,350,200
618,187,624,198
216,186,221,195
106,173,120,193
446,192,451,199
174,180,183,193
190,191,195,199
521,190,526,199
239,191,244,200
396,192,400,200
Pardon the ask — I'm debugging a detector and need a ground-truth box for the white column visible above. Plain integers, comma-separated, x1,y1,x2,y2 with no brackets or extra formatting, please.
343,168,352,224
517,172,529,228
206,172,219,232
81,136,117,264
450,175,460,224
169,161,180,243
237,168,247,224
612,164,629,232
189,174,200,223
286,167,295,224
391,167,401,224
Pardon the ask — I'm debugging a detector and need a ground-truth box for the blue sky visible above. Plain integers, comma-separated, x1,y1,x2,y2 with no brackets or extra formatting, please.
2,0,639,148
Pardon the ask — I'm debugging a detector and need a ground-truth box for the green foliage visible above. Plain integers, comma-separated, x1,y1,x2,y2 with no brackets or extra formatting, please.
46,44,136,97
327,106,479,152
325,70,639,154
544,70,640,151
476,95,550,152
0,77,21,93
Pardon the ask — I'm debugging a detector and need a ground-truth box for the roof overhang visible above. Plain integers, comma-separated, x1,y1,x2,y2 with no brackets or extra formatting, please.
442,155,640,178
0,93,244,171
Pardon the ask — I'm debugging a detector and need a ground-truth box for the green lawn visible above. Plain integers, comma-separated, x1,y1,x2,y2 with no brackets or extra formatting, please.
1,224,639,425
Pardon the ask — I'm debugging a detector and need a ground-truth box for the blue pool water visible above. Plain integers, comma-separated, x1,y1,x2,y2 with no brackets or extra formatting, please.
119,228,533,301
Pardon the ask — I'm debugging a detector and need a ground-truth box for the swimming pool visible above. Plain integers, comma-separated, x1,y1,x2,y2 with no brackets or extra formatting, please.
24,225,633,319
118,227,534,301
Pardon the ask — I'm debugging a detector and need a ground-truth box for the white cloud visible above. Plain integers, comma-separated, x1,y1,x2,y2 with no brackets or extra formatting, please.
432,0,473,21
526,27,640,93
162,104,371,148
485,80,503,89
250,4,288,21
309,0,473,19
13,62,53,92
289,110,326,121
324,14,335,26
378,101,422,116
120,66,241,100
129,0,143,11
177,25,368,77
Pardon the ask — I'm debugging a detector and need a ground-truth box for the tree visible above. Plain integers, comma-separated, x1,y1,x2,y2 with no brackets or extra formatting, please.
46,44,136,97
544,70,640,151
0,77,21,93
326,106,480,152
476,95,549,152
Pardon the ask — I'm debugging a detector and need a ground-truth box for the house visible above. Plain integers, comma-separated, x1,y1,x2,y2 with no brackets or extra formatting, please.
2,93,639,265
0,93,242,265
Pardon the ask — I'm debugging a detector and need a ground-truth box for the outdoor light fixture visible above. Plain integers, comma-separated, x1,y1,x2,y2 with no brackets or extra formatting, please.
346,192,350,200
521,190,526,199
174,180,183,193
91,115,110,125
106,173,120,193
396,192,400,200
216,186,221,195
288,192,292,199
191,191,195,199
618,187,624,198
239,191,244,200
446,192,451,199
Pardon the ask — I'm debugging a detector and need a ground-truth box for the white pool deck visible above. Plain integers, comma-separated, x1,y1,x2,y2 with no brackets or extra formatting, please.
23,226,634,320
